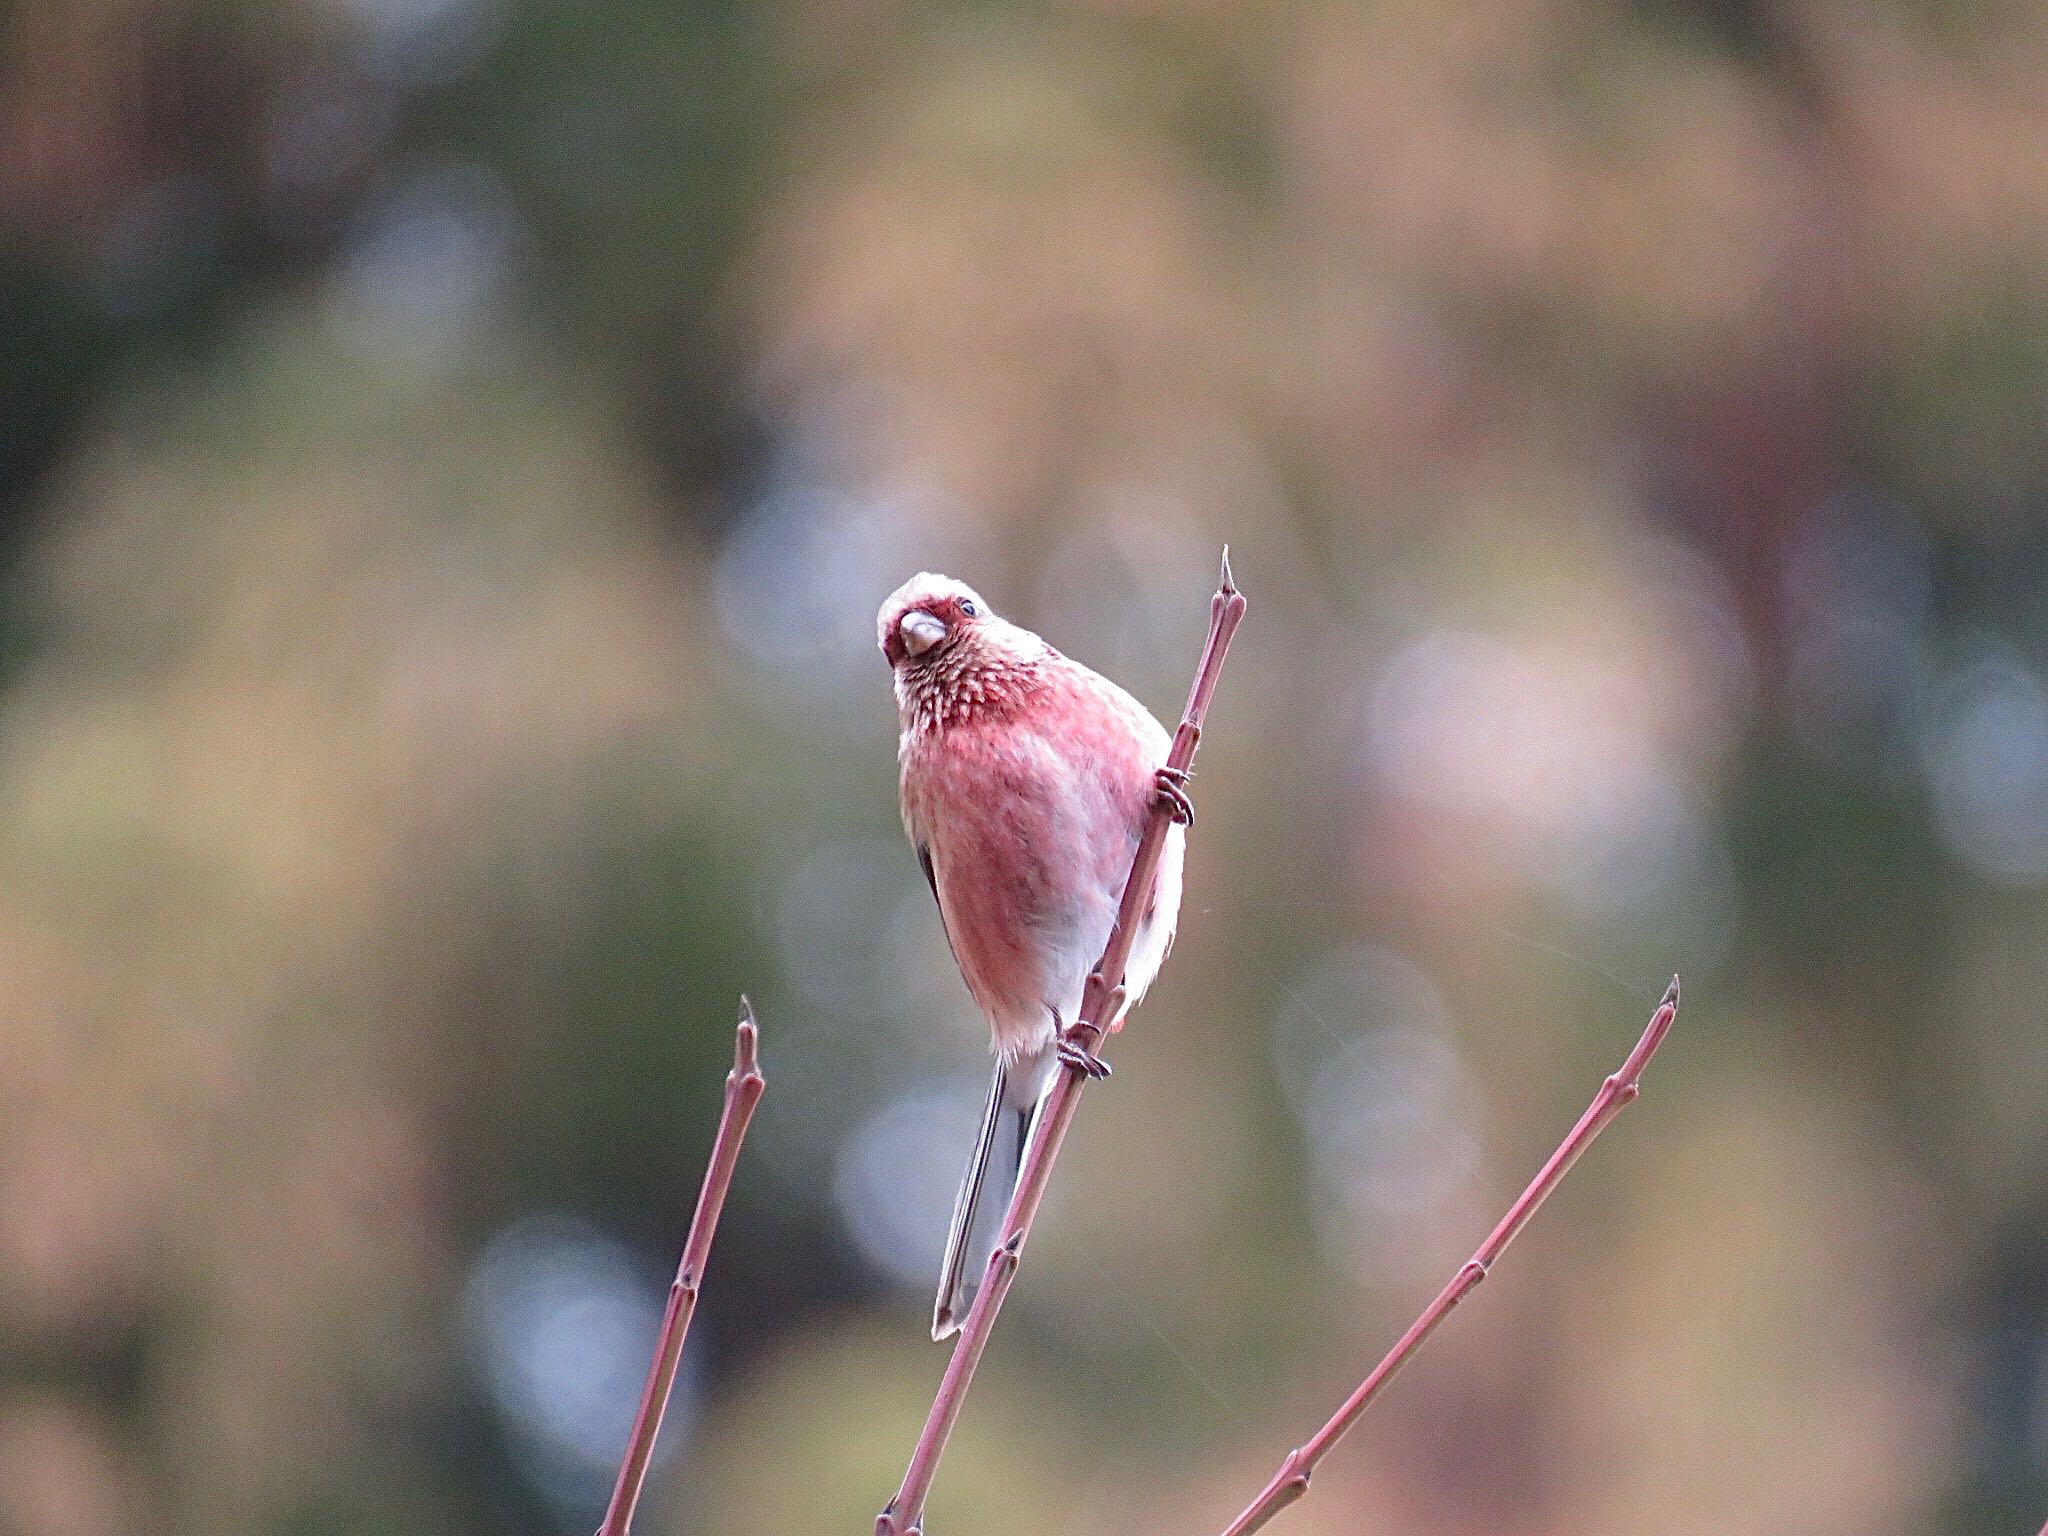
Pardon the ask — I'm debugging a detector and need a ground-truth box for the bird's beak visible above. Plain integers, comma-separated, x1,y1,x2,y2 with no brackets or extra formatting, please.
899,609,947,658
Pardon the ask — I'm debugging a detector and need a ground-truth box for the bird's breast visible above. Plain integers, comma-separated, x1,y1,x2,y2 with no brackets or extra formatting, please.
902,707,1154,1050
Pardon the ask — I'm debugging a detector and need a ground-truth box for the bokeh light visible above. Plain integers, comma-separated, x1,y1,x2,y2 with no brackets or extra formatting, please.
464,1215,682,1525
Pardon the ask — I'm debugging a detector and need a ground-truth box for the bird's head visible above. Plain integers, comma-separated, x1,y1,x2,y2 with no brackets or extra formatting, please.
877,573,992,669
879,573,1048,728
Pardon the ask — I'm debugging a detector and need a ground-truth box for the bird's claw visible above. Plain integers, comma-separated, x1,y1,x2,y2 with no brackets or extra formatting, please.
1056,1037,1112,1080
1152,765,1194,826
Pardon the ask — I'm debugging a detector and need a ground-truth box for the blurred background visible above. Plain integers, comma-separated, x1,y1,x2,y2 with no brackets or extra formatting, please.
3,0,2047,1532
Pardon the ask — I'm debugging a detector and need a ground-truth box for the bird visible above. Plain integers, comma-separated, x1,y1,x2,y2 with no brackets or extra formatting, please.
878,572,1191,1339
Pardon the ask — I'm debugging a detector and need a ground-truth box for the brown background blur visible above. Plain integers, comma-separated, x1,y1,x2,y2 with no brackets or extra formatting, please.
3,1,2047,1532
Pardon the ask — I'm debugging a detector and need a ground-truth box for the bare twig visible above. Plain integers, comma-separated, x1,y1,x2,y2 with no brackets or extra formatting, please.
595,998,766,1536
1214,976,1682,1536
876,550,1248,1536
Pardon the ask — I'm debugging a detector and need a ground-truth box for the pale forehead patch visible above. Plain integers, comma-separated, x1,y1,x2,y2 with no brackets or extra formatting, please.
876,572,992,644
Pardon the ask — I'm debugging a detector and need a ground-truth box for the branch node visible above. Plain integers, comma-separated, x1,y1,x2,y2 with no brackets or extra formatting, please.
1280,1446,1311,1493
994,1232,1024,1280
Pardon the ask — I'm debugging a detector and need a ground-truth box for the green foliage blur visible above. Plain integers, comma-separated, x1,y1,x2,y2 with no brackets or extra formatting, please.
3,1,2047,1533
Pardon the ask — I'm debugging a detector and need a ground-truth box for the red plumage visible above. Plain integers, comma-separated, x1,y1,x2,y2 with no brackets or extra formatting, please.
878,573,1184,1336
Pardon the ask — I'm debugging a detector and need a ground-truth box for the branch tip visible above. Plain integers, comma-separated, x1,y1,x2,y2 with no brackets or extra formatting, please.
597,998,767,1536
1219,544,1237,595
730,995,766,1085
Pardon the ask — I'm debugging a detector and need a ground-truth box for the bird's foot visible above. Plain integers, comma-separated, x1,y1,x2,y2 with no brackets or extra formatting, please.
1056,1036,1112,1080
1153,765,1195,826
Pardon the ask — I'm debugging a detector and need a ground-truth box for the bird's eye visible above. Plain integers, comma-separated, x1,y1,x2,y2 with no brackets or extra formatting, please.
959,600,978,618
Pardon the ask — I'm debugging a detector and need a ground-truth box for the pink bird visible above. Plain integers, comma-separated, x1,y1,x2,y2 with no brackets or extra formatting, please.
879,573,1191,1339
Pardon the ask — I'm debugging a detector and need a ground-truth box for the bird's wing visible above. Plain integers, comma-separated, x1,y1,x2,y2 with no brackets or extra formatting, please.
917,841,962,969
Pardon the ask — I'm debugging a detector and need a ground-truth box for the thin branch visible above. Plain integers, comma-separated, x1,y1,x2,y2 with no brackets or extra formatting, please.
1214,976,1682,1536
877,549,1249,1536
595,998,766,1536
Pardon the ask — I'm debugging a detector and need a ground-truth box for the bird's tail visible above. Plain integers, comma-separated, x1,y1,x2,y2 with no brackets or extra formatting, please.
933,1049,1053,1341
